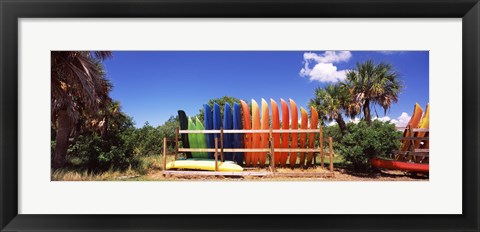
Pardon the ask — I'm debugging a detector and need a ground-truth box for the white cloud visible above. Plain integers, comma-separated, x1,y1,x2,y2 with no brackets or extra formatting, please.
372,112,411,128
300,51,352,83
348,117,361,124
303,51,352,63
372,116,391,122
327,120,337,126
393,112,411,127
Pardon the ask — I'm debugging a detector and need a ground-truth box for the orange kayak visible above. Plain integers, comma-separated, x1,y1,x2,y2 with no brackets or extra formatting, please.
372,157,429,173
414,103,429,149
251,99,260,166
306,106,318,166
280,99,290,166
401,103,423,151
240,100,252,166
259,98,269,166
289,99,298,168
299,107,308,167
270,99,281,165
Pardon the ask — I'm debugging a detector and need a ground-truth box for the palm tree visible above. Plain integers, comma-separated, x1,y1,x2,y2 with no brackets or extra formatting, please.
309,84,356,134
51,51,113,169
346,60,403,125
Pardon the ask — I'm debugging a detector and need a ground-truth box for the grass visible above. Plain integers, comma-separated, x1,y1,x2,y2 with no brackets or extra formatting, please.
51,152,343,181
51,154,176,181
51,152,424,181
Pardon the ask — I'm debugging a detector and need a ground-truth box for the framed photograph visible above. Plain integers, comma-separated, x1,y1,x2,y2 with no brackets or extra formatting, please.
1,0,479,231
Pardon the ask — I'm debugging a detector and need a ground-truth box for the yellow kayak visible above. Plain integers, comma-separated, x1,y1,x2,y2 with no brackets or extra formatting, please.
166,160,243,172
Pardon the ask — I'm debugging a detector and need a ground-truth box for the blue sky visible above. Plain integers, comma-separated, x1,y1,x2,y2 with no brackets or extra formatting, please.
103,51,429,128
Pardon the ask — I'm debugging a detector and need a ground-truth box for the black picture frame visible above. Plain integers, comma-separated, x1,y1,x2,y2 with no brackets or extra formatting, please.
1,0,479,231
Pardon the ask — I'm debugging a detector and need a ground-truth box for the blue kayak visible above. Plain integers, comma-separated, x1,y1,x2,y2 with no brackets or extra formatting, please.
213,103,222,153
223,103,233,161
233,102,244,164
203,104,215,159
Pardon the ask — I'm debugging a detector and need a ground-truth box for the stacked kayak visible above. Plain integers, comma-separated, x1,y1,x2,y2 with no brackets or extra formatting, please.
176,98,320,169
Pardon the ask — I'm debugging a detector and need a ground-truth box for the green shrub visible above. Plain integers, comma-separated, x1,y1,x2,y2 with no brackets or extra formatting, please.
337,120,401,172
67,132,139,172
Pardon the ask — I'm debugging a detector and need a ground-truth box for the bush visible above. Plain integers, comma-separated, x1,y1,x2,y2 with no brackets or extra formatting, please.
336,120,401,172
67,131,139,172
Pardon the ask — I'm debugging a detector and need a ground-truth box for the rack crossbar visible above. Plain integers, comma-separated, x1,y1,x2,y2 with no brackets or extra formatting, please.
178,148,323,153
179,129,322,134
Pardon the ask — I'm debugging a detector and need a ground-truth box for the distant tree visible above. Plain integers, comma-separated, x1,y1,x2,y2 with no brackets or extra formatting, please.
196,96,241,122
51,51,113,169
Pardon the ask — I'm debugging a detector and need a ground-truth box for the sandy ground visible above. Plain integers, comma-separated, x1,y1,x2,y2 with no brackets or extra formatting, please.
142,166,428,181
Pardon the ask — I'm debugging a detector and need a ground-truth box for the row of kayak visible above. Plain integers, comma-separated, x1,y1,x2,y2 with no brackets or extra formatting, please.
178,98,320,167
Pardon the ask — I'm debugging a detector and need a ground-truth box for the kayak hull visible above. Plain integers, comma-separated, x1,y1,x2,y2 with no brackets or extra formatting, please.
204,104,215,159
402,103,423,151
166,160,243,172
251,99,260,166
177,110,192,158
371,157,429,173
223,103,233,161
289,99,298,168
259,99,269,166
280,99,290,166
270,99,281,165
240,100,252,166
233,102,244,164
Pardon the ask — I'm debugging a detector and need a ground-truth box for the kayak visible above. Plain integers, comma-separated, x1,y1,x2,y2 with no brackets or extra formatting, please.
203,104,215,159
195,117,208,158
213,103,222,153
270,99,281,165
251,99,260,166
401,103,423,151
414,103,429,149
188,117,199,157
223,103,233,161
371,157,429,173
166,159,243,172
299,107,308,166
280,99,290,166
232,102,244,164
306,106,318,166
289,99,298,168
259,98,269,166
240,100,252,166
177,110,192,158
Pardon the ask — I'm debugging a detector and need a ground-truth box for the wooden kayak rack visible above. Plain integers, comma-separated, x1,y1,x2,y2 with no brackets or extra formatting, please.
394,125,429,163
162,126,335,178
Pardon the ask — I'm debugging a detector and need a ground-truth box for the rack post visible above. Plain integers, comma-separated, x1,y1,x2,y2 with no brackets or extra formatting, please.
214,138,219,172
175,127,179,160
220,127,224,162
320,126,325,168
269,128,275,173
163,137,167,172
328,137,333,172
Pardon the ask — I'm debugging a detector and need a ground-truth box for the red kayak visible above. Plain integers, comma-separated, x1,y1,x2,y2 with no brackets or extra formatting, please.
371,157,429,173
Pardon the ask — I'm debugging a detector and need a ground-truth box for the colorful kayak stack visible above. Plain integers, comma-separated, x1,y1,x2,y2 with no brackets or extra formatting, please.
178,98,320,168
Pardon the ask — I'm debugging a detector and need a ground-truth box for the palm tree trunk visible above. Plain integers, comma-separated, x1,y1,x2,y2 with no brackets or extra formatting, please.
52,110,72,169
335,116,348,135
363,99,371,125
